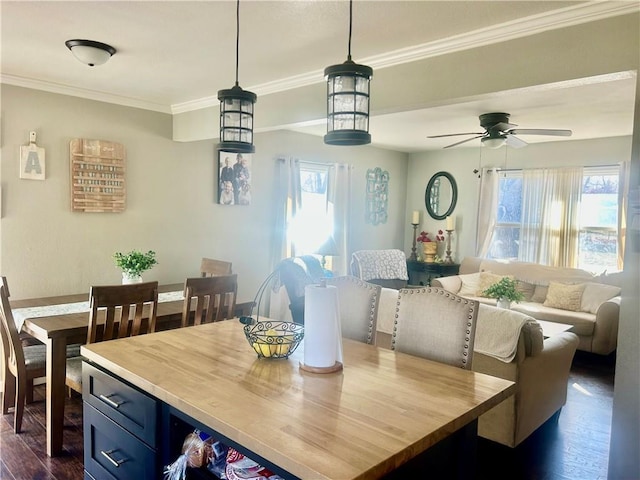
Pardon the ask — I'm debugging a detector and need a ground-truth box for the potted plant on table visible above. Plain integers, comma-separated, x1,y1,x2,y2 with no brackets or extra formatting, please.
416,230,444,263
482,277,524,309
114,250,158,284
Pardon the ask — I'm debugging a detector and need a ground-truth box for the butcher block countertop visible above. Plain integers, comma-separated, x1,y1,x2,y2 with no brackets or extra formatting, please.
81,319,514,480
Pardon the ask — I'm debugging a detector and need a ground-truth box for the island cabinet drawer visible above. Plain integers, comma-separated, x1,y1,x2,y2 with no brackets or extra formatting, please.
84,403,157,480
83,362,158,447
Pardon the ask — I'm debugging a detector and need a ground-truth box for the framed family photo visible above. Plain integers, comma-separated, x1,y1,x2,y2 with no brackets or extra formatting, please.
218,150,252,206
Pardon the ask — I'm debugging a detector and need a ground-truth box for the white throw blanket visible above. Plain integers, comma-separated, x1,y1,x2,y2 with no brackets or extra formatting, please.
474,304,537,363
12,290,185,331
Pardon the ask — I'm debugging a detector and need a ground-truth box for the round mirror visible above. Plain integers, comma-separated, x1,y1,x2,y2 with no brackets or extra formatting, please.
425,171,457,220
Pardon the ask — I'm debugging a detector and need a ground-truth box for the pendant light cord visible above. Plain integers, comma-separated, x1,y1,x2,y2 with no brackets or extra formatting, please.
235,0,240,86
347,0,353,61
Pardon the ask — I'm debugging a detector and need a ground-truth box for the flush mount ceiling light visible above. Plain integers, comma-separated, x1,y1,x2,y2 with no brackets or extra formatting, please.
65,39,116,67
324,0,372,146
217,0,257,154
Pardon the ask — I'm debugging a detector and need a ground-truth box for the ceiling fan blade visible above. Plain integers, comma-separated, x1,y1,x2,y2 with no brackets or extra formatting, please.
505,135,528,148
444,135,485,149
508,128,572,137
428,132,484,138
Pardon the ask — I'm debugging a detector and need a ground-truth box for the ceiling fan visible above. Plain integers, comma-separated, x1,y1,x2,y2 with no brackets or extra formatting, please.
428,112,572,149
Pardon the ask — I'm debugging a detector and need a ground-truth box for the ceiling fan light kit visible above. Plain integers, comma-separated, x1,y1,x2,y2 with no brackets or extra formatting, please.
65,39,116,67
324,0,372,146
429,112,572,149
218,0,256,154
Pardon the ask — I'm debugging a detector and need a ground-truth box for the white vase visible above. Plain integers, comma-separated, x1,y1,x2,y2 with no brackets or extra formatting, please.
497,298,512,309
122,272,143,284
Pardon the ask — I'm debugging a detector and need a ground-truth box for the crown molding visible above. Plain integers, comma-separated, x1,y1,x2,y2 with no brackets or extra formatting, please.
2,1,636,116
173,1,638,114
0,74,172,113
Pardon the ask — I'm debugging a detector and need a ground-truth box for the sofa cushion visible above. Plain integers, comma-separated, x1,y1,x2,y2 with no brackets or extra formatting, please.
544,281,586,312
580,283,621,314
513,302,596,336
530,285,548,303
478,259,594,286
458,272,481,296
477,272,513,297
517,281,536,301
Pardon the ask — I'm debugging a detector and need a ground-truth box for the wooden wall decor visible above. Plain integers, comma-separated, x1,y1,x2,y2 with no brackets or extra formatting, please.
70,139,126,212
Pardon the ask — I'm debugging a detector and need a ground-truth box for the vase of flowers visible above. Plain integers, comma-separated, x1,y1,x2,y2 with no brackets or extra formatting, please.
482,277,524,309
416,230,444,263
114,250,158,284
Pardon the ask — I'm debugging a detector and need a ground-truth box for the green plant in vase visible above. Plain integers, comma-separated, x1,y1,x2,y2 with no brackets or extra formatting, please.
482,277,524,309
114,250,158,283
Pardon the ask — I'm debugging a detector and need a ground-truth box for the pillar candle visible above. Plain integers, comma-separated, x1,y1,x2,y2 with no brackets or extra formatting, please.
446,215,455,230
412,211,420,224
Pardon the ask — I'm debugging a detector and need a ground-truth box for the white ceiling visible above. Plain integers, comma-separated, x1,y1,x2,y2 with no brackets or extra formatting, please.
1,1,638,152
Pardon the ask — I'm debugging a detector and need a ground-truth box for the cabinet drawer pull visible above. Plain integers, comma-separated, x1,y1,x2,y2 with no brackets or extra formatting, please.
99,394,123,409
100,449,126,467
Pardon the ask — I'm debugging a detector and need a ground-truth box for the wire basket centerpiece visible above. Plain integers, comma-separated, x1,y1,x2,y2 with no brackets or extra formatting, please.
244,320,304,359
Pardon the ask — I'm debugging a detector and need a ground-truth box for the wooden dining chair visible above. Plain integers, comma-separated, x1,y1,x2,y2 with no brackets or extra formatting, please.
0,281,46,433
181,275,238,327
65,281,159,393
392,286,479,370
200,258,232,277
326,276,381,344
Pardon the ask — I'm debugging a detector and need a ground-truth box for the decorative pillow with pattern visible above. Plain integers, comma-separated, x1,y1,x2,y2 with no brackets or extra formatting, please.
543,281,586,312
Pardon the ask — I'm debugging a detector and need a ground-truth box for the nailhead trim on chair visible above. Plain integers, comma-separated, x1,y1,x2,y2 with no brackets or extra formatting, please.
391,287,478,368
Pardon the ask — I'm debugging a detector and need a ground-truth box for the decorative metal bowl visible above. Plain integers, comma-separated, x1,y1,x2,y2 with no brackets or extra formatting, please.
243,320,304,359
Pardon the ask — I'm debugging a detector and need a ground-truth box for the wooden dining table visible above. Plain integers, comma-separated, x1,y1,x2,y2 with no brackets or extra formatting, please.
10,283,253,457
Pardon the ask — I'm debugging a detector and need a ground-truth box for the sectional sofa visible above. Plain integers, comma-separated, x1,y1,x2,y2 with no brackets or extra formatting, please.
431,257,621,355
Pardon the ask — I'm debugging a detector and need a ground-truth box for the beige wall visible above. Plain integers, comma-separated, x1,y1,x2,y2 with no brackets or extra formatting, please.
406,136,634,264
0,84,407,302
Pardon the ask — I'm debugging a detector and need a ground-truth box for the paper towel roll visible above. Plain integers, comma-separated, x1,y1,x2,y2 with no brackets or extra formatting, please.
303,284,341,368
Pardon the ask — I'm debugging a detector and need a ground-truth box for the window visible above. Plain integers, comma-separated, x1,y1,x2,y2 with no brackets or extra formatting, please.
488,166,620,273
287,163,334,260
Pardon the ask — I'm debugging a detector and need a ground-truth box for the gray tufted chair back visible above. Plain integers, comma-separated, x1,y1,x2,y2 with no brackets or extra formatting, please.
327,276,381,345
392,287,479,370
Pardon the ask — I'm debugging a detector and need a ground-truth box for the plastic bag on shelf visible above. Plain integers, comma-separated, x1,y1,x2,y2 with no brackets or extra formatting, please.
163,429,215,480
224,447,285,480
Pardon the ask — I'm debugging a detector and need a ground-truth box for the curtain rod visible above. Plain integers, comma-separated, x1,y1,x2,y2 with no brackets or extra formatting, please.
482,163,621,173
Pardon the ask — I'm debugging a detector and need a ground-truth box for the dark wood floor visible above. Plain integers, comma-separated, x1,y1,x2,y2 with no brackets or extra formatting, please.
0,351,615,480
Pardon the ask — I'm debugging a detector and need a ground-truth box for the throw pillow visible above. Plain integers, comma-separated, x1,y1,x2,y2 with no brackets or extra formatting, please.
458,273,481,296
531,285,549,303
516,281,536,302
543,282,586,312
580,283,621,314
476,272,512,297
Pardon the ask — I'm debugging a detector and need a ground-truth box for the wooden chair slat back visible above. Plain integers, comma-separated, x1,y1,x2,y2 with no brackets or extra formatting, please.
87,281,159,344
182,275,237,327
200,258,232,277
0,280,25,378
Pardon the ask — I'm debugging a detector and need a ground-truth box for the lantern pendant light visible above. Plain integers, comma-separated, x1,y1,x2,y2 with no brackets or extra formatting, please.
218,0,257,153
324,0,372,146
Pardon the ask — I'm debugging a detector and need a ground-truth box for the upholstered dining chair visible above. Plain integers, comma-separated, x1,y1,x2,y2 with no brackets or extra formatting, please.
350,249,409,289
392,286,479,370
200,258,233,277
66,281,159,393
326,276,381,344
0,281,46,433
181,275,238,327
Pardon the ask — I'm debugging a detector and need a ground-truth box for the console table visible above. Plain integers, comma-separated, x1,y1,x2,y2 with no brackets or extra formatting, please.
407,260,460,286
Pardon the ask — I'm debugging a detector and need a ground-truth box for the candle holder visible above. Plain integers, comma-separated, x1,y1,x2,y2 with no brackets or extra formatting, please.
444,229,454,264
410,223,419,261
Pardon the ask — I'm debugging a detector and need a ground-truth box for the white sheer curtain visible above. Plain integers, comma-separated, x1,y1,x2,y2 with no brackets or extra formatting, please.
328,163,352,276
475,168,500,257
519,167,583,267
269,157,301,271
617,161,630,269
